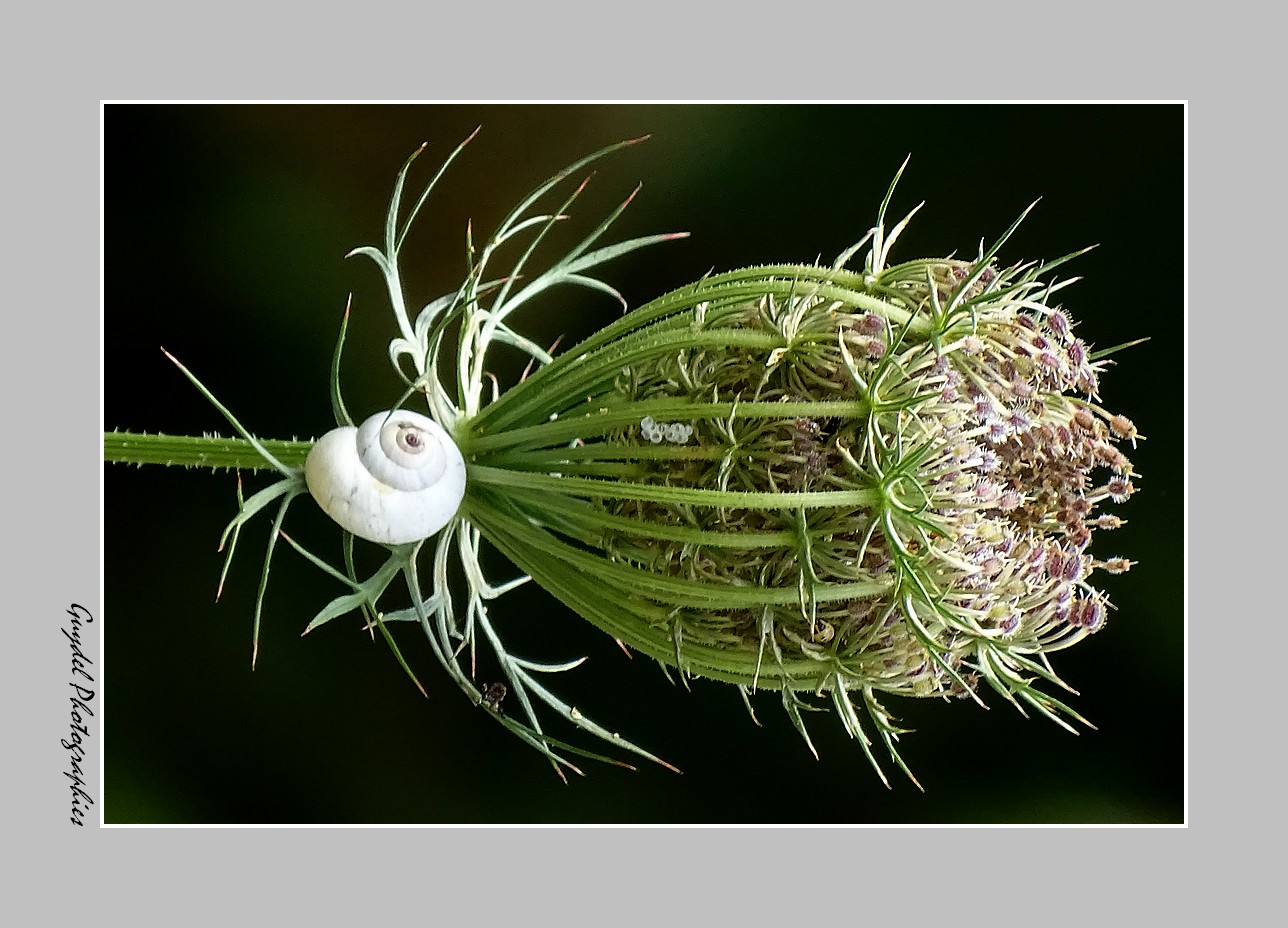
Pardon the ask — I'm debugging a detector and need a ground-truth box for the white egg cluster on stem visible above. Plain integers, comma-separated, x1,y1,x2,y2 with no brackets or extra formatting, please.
639,415,693,444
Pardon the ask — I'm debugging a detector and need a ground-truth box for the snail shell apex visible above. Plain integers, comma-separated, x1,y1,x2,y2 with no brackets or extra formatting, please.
304,410,466,545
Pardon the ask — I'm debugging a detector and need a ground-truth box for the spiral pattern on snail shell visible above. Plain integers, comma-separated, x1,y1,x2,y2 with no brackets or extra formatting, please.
304,410,466,545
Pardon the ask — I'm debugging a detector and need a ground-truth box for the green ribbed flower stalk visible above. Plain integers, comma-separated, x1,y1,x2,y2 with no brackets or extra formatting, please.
105,136,1140,786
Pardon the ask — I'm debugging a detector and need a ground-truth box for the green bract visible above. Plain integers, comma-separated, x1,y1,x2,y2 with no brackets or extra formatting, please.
105,137,1140,786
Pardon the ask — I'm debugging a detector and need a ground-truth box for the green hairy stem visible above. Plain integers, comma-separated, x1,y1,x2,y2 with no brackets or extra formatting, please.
104,432,312,471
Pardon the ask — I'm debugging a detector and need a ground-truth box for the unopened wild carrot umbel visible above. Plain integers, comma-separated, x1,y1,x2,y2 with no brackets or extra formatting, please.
104,135,1141,786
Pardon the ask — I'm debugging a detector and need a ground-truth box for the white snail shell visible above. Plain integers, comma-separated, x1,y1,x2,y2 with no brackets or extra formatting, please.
304,409,467,545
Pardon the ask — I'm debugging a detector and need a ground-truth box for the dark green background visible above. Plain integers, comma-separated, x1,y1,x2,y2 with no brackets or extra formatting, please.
105,103,1183,824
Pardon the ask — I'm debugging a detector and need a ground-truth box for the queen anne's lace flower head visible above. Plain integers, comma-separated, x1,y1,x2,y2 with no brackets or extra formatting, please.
443,154,1140,784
